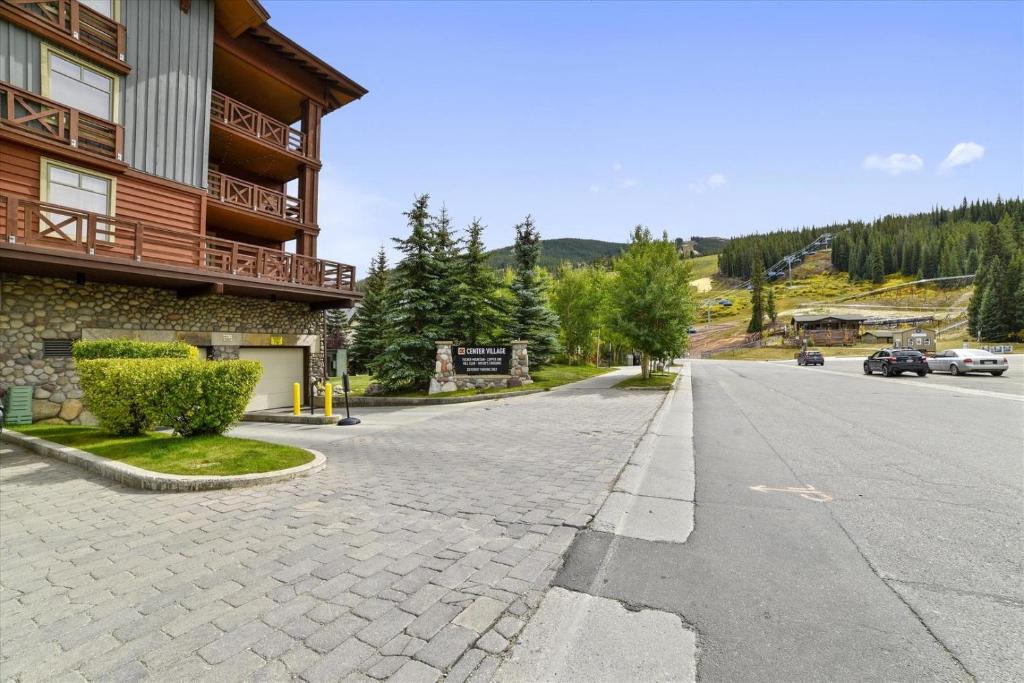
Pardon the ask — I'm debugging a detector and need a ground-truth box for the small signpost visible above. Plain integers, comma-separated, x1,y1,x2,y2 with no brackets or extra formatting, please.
337,373,361,426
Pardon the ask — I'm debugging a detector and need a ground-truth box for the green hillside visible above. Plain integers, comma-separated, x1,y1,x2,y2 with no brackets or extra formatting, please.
690,236,729,255
485,238,627,271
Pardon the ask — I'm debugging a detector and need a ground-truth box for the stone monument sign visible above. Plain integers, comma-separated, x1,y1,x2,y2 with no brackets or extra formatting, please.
430,341,531,394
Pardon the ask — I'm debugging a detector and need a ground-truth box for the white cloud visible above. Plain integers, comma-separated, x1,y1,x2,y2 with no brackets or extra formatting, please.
588,184,601,194
862,153,923,175
619,178,638,189
939,142,985,172
612,162,623,172
689,172,728,193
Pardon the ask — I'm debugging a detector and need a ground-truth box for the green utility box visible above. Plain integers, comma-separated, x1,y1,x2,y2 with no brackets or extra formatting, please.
3,386,34,425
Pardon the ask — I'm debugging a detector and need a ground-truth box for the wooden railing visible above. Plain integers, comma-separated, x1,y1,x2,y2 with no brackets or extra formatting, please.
2,0,126,63
211,90,308,158
0,193,356,292
794,329,860,346
207,169,303,223
0,82,123,161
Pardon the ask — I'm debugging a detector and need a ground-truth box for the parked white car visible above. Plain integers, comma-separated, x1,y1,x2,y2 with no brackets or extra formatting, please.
926,349,1008,376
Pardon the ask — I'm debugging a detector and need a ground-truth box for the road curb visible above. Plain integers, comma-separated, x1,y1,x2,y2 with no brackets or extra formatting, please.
591,363,696,543
1,431,326,492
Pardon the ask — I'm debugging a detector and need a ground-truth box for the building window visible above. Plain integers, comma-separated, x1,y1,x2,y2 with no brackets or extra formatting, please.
40,159,116,241
80,0,118,20
41,45,118,121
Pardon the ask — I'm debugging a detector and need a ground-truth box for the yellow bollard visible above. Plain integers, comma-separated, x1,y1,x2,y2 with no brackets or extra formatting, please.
292,382,301,415
324,383,333,418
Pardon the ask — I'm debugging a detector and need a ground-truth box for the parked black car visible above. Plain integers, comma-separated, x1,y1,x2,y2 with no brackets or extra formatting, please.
797,350,824,366
863,349,928,377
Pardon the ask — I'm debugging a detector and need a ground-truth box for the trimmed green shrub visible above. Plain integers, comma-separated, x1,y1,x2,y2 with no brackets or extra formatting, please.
157,360,262,437
72,339,197,360
78,359,261,437
77,359,176,436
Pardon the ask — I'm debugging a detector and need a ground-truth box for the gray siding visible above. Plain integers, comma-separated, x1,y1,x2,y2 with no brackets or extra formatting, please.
122,0,213,188
0,21,42,93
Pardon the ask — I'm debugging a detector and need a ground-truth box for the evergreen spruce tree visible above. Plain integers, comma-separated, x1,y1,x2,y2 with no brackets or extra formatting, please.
747,253,765,334
978,257,1009,341
868,242,885,284
1014,270,1024,339
449,219,508,345
348,247,393,373
507,216,561,367
371,195,441,391
766,286,777,325
325,309,353,353
431,206,461,342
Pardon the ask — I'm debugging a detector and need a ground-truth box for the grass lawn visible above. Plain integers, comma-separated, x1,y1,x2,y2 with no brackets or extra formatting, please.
615,371,678,389
687,254,719,279
712,346,874,361
333,363,611,398
12,425,312,476
328,373,372,395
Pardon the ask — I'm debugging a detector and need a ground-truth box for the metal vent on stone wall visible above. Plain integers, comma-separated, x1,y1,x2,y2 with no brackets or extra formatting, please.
42,339,74,358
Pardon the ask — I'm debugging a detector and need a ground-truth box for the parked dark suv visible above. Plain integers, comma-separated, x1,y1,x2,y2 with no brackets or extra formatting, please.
797,350,824,366
863,349,928,377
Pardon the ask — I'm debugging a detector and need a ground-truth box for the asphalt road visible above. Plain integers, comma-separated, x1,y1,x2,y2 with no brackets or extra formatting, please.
811,353,1024,398
556,359,1023,682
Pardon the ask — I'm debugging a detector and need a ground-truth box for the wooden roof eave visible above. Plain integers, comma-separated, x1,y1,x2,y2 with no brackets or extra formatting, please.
213,0,271,38
247,24,368,113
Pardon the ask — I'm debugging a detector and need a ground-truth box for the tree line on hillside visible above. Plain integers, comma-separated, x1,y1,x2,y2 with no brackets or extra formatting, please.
966,214,1024,342
718,197,1023,281
340,196,695,390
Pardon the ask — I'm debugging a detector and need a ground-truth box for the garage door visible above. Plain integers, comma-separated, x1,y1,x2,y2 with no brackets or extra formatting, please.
239,347,304,411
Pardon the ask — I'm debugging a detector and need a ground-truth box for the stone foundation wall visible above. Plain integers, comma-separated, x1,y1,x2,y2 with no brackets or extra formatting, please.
0,274,326,423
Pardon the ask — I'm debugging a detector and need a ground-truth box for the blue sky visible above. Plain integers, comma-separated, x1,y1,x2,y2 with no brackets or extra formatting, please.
266,1,1023,272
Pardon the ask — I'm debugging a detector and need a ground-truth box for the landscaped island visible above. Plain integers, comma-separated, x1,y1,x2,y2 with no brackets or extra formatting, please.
11,425,312,477
333,363,611,399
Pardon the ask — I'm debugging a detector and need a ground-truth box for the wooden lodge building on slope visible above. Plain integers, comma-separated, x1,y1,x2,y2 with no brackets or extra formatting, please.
0,0,367,418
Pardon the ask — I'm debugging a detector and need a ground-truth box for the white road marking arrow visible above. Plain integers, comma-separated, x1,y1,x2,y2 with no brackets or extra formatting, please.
749,484,833,503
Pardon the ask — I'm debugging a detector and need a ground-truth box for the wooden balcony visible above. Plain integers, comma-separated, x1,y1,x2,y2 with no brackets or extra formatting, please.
206,168,308,242
0,82,124,163
0,0,128,74
211,90,308,158
0,192,357,305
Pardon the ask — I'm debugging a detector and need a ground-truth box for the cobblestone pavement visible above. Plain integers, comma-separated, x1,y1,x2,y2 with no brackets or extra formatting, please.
0,371,665,682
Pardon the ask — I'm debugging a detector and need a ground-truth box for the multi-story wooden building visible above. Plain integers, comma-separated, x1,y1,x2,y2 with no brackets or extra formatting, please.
0,0,366,418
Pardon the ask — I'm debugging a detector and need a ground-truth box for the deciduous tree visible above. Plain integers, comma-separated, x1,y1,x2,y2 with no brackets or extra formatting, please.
608,227,694,378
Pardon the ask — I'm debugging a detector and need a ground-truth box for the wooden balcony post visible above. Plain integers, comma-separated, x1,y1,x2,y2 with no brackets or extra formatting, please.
133,221,144,260
85,213,97,253
4,196,18,242
69,0,79,39
230,241,239,274
114,125,123,161
256,247,265,278
68,109,79,148
116,22,126,61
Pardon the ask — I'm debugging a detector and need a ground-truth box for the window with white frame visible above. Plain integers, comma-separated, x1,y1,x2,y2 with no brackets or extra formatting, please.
41,160,115,242
43,48,116,120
